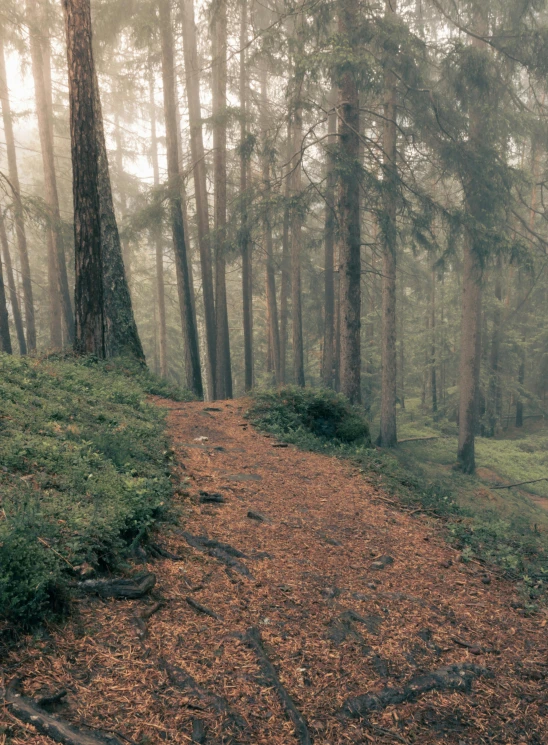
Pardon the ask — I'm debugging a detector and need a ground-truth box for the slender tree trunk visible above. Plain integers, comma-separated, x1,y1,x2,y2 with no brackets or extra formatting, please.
113,106,131,285
62,0,105,357
180,0,216,396
241,2,254,391
337,0,361,404
92,73,144,361
28,0,74,347
159,0,202,396
398,278,405,409
290,90,305,387
487,257,502,436
260,67,280,385
0,214,25,354
0,30,36,351
322,92,337,389
457,18,487,473
431,267,437,414
378,0,398,446
0,227,11,353
149,72,168,378
211,0,232,398
279,121,291,384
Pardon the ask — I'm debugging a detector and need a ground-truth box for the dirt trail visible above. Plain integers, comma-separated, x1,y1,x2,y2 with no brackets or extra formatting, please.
2,400,547,744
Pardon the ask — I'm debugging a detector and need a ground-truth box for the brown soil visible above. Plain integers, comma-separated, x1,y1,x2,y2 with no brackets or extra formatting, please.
1,399,547,744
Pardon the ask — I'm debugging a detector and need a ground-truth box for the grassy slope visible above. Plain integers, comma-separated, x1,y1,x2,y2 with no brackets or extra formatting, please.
0,354,189,625
248,389,548,607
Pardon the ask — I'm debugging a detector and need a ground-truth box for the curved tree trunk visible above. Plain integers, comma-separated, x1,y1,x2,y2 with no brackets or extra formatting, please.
159,0,202,397
0,30,36,352
62,0,105,357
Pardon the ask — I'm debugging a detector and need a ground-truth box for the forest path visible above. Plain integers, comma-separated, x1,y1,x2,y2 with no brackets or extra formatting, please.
3,399,546,745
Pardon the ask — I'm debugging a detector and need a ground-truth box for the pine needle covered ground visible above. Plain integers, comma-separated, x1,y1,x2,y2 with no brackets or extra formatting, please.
1,394,546,744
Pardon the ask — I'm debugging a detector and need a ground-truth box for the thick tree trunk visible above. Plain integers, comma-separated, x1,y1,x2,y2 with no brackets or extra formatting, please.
180,0,216,396
261,67,280,386
62,0,105,357
159,0,202,397
0,30,36,352
149,72,168,378
280,122,291,385
378,0,398,446
28,0,74,347
290,100,305,387
0,215,25,354
211,0,232,399
322,93,337,389
92,74,144,361
241,3,254,391
337,0,361,405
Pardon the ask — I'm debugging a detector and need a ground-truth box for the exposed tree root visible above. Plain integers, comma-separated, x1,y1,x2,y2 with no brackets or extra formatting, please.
78,573,156,599
185,596,221,620
4,678,123,745
341,663,493,719
241,627,312,745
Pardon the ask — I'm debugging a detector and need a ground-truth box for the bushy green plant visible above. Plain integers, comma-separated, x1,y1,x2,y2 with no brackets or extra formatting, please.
248,386,371,445
0,354,185,625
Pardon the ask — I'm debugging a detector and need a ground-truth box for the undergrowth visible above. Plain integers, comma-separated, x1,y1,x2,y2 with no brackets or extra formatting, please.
248,388,548,607
0,354,190,625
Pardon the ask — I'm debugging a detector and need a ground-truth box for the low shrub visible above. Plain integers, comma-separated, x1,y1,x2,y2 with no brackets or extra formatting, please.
247,386,371,445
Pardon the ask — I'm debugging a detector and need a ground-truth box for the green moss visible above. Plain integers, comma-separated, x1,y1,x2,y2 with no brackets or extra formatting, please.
0,354,190,625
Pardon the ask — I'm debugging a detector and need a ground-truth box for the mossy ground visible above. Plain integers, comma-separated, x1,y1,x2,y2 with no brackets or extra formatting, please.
248,389,548,606
0,354,191,625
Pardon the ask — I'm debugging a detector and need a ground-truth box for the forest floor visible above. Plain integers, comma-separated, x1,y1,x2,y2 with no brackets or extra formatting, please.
1,398,547,745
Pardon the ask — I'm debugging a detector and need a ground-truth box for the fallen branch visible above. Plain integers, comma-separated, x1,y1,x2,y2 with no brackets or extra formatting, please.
491,477,548,490
241,627,311,745
451,637,500,655
177,531,247,558
397,436,440,444
185,597,221,620
133,601,163,639
5,678,123,745
78,573,156,600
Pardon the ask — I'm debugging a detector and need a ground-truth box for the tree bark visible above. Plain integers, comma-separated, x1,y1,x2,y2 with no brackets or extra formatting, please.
211,0,232,398
290,86,305,387
487,256,502,436
62,0,105,357
378,0,398,446
92,73,144,361
149,71,168,378
280,121,291,385
28,0,74,347
113,106,131,285
180,0,216,397
0,29,36,352
457,13,488,473
337,0,361,405
431,267,437,414
159,0,202,397
322,92,337,389
0,214,24,354
0,226,11,353
261,67,280,386
241,2,254,391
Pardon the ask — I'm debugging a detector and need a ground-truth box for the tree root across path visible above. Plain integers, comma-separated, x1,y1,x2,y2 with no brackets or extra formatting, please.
4,679,124,745
1,398,547,745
